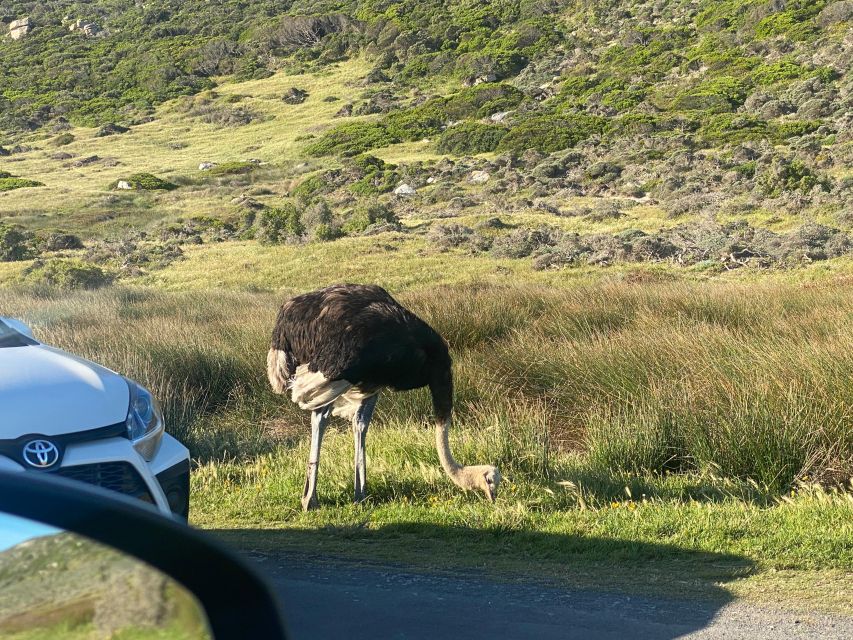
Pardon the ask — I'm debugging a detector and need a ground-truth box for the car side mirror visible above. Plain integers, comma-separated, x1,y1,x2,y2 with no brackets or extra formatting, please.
0,471,288,639
2,318,35,339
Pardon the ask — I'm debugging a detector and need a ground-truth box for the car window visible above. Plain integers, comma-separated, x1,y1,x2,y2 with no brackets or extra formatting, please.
0,320,36,349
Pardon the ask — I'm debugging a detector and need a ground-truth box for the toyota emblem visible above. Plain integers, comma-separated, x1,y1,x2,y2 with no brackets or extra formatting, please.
22,439,60,469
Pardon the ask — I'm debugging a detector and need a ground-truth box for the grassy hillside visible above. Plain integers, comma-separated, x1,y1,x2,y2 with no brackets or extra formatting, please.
0,532,208,639
0,1,850,290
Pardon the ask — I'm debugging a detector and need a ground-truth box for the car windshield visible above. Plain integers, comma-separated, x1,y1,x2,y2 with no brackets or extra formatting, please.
0,320,35,348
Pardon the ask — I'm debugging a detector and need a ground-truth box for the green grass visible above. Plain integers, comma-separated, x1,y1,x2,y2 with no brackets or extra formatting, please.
1,280,851,610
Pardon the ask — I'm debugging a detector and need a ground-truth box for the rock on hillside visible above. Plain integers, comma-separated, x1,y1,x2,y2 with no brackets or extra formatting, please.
7,17,30,40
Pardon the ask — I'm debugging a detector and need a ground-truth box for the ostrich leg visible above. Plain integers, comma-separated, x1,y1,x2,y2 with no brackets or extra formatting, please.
352,393,379,503
302,405,332,511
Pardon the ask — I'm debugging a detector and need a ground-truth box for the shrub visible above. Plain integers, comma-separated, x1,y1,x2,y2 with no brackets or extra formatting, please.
206,162,256,176
751,58,811,86
0,177,44,192
757,158,830,196
342,202,398,235
384,101,448,142
672,76,748,112
498,115,606,154
50,133,75,147
291,173,328,200
0,223,35,261
301,200,341,241
491,227,563,258
771,120,822,141
699,115,768,144
347,154,399,196
437,123,506,155
118,173,177,191
24,259,114,289
39,232,84,252
443,83,525,119
304,122,398,156
257,204,304,243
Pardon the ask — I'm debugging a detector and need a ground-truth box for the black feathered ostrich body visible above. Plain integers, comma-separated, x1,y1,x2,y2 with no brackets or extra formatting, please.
267,284,500,510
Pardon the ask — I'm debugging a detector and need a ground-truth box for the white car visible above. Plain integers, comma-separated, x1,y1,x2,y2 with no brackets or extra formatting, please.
0,317,190,518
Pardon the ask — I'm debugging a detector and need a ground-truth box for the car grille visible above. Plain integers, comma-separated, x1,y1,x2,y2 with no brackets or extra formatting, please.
56,462,154,504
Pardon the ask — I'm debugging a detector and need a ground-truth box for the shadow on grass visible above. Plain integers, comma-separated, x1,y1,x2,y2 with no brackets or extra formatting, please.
210,524,755,639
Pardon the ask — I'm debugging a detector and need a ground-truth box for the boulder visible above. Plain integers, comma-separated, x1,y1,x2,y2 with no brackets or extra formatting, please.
468,170,490,184
95,123,129,137
363,68,390,84
489,111,512,123
199,162,218,171
9,17,31,40
335,103,353,118
393,183,416,196
283,87,309,105
116,180,132,190
73,155,100,167
69,19,102,37
474,74,497,85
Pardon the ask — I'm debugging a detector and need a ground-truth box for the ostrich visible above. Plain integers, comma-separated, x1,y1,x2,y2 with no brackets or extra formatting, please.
267,283,500,511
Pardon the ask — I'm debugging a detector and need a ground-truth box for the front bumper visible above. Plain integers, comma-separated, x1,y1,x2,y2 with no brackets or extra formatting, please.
0,433,190,518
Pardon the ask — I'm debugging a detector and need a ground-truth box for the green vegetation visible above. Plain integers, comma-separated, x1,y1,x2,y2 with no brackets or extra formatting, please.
257,205,304,243
205,161,256,176
24,259,114,289
0,224,34,261
0,532,209,639
2,280,852,607
437,123,506,155
116,173,177,191
0,177,43,192
305,122,398,156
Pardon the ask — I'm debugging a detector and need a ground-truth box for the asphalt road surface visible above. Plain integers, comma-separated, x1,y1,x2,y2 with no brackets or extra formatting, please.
246,552,853,639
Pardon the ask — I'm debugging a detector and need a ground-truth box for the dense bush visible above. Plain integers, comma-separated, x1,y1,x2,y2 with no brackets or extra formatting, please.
671,76,748,112
24,259,114,290
757,158,831,196
0,224,35,261
257,205,304,243
384,101,448,142
342,202,397,235
116,173,177,191
304,122,398,156
437,123,506,155
291,173,329,200
0,177,44,192
498,115,606,154
442,83,525,119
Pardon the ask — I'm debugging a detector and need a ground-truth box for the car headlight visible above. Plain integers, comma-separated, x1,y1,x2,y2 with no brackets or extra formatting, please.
125,378,165,461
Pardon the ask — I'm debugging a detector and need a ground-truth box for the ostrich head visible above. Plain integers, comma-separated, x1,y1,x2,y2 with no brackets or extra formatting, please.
435,441,502,502
466,464,501,502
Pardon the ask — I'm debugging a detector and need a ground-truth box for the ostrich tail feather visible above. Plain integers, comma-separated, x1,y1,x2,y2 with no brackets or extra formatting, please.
266,348,290,394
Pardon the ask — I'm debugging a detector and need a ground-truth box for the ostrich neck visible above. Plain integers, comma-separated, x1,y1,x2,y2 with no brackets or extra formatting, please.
435,419,470,488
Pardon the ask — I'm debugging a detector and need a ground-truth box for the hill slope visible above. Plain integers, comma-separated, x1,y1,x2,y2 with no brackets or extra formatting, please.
0,1,851,287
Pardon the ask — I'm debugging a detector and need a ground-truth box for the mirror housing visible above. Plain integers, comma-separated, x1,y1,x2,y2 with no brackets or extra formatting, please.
0,471,288,639
1,318,35,340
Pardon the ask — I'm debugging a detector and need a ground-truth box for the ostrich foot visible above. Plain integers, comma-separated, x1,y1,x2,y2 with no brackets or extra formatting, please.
301,494,318,511
302,462,319,511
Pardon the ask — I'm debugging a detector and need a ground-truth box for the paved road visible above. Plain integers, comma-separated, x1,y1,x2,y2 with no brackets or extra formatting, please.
245,552,853,639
